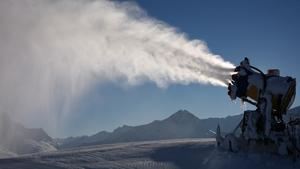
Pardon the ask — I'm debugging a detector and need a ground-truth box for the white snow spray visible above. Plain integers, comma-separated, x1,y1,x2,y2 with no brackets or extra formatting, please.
0,0,234,135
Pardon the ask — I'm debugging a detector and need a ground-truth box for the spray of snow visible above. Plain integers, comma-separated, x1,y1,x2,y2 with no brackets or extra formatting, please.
0,0,234,135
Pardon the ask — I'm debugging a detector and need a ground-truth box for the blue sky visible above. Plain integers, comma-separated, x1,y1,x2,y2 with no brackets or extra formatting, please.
60,0,300,137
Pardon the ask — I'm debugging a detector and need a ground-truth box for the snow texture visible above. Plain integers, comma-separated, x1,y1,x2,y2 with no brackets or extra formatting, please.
0,138,299,169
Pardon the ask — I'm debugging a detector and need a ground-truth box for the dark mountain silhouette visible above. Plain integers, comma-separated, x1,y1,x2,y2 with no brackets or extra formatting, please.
60,106,300,149
58,109,243,148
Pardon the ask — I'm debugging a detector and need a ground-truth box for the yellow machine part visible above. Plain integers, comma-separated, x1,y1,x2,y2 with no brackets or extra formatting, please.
246,85,259,102
246,79,296,115
280,79,296,113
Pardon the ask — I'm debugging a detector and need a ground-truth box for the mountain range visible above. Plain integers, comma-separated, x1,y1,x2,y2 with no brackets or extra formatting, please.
1,106,299,156
57,109,243,148
58,106,300,148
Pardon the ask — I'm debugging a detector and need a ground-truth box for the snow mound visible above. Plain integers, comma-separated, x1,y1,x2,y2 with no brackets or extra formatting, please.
0,113,57,157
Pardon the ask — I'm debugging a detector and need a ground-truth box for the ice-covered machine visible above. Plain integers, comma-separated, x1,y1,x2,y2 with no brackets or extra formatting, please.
217,58,300,155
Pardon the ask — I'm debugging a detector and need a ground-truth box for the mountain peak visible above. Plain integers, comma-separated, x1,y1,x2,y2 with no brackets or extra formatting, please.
166,109,200,123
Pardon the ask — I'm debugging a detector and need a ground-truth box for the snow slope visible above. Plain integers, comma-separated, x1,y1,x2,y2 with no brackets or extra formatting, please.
0,138,299,169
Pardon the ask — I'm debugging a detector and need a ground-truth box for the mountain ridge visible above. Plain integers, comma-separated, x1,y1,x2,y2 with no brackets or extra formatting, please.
2,106,299,154
58,106,300,149
58,109,243,148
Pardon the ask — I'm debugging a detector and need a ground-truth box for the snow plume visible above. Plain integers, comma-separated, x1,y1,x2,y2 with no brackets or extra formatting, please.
0,0,234,135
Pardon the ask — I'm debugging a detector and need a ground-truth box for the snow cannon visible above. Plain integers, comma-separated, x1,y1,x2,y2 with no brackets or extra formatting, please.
217,58,300,156
228,57,296,116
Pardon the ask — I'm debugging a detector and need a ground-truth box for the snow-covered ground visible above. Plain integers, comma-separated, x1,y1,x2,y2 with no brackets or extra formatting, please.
0,138,299,169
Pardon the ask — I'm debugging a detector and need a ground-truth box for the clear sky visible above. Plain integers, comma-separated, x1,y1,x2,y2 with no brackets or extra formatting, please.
59,0,300,137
